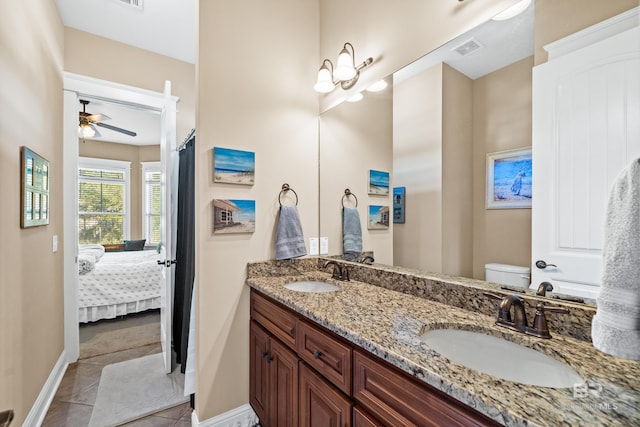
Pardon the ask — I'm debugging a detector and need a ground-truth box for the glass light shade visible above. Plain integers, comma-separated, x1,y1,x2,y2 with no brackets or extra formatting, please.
334,48,356,81
314,66,335,93
492,0,531,21
346,93,363,103
366,80,388,92
79,123,96,138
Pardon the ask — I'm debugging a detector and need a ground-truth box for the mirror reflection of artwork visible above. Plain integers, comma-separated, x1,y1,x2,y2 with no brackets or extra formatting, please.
486,148,532,209
213,199,255,234
213,147,255,185
368,205,390,229
368,169,389,195
393,187,405,224
21,146,50,228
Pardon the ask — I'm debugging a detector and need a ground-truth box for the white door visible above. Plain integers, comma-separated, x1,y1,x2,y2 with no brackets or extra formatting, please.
532,26,640,299
159,81,177,374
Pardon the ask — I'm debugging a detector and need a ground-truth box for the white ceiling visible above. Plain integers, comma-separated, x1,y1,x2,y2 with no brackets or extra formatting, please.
56,0,195,145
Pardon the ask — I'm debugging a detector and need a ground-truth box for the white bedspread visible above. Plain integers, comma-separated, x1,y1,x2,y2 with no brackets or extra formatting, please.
78,250,163,323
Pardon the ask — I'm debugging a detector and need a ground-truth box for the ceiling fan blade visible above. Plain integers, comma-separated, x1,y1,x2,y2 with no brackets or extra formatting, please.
86,113,111,122
95,122,137,137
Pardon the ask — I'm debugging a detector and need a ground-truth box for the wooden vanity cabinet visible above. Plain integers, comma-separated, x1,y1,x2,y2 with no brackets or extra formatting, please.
300,362,352,427
250,321,299,427
250,289,499,427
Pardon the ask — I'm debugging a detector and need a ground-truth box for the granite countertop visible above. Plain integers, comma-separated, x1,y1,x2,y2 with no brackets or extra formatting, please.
246,266,639,427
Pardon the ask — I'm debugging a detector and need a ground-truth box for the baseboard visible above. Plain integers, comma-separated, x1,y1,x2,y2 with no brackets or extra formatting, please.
192,403,259,427
23,350,69,427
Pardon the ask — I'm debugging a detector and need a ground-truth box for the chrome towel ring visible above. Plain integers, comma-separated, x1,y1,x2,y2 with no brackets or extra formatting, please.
342,188,358,207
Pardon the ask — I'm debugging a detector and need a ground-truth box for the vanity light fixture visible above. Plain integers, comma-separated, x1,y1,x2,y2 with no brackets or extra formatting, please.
314,42,374,93
492,0,531,21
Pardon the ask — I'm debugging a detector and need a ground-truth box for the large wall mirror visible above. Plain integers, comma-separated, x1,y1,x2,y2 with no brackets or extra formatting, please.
318,2,600,305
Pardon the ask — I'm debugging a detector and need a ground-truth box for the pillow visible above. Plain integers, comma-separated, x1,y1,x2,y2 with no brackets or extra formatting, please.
123,239,146,251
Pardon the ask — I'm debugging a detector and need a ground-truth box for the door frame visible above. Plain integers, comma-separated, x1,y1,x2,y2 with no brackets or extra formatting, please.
62,72,178,362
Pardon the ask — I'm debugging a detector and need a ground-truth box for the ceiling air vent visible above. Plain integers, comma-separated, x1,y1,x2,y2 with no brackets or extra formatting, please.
452,38,484,56
113,0,143,10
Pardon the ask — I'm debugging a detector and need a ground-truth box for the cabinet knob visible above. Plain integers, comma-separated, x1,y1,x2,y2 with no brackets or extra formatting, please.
313,350,322,359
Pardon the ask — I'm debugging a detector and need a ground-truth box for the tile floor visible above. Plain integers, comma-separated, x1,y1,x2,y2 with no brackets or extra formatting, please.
42,314,192,426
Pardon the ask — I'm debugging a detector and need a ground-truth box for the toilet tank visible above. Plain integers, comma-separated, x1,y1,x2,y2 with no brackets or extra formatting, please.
485,263,530,288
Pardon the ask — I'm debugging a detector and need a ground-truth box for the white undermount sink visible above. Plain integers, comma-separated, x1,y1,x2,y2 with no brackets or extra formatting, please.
283,280,340,293
420,329,583,388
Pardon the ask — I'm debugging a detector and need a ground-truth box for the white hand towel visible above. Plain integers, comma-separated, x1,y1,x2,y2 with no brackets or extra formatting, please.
275,205,307,260
591,158,640,360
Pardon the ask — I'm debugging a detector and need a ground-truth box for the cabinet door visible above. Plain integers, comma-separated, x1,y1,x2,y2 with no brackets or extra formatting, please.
300,363,352,427
269,338,299,427
250,321,270,424
354,406,381,427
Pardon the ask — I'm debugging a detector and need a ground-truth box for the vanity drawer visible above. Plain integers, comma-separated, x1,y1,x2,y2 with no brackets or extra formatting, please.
353,350,499,427
251,291,298,350
297,320,352,395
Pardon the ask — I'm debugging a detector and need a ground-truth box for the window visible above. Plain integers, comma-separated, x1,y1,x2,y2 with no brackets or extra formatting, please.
78,158,130,244
141,162,161,246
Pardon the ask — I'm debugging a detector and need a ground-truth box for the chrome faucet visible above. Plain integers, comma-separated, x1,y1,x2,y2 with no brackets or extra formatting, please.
323,260,350,281
483,292,569,339
536,281,554,296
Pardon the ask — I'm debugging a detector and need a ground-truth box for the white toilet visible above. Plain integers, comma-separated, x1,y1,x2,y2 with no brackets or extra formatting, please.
485,263,530,288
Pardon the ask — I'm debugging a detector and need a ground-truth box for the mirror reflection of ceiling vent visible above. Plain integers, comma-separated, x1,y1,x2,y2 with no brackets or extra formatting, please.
452,38,484,56
113,0,143,10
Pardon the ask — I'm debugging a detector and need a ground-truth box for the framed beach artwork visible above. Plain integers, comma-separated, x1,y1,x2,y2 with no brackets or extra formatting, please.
21,146,50,228
368,169,389,195
486,147,532,209
393,187,405,224
213,199,256,234
368,205,390,230
213,147,255,185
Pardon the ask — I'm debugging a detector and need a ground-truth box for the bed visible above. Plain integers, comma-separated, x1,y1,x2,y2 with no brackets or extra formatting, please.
78,246,163,323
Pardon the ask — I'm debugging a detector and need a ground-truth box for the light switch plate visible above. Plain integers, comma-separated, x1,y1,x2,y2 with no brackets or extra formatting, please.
320,237,329,255
52,235,58,253
309,237,319,255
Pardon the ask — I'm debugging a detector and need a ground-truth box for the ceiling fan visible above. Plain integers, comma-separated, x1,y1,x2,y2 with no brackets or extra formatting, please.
78,99,137,138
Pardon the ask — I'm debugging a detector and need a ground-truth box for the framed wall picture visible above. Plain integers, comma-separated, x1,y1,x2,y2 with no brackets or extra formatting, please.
368,205,390,230
21,147,50,228
213,147,255,185
368,169,389,195
486,147,532,209
393,187,405,224
213,199,255,234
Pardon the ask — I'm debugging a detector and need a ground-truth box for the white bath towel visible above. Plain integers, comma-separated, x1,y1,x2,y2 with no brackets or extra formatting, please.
275,205,307,260
591,158,640,360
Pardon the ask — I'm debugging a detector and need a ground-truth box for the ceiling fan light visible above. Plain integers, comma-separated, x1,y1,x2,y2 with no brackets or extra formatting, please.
79,123,96,138
334,46,357,81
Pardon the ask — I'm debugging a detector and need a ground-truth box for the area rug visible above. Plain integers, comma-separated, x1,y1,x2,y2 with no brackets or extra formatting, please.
88,353,188,427
80,313,160,359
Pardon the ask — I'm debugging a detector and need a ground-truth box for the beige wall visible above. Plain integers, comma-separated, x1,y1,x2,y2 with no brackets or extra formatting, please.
196,0,319,420
64,27,195,143
79,141,160,240
319,85,393,264
534,0,639,65
0,0,64,425
442,64,474,277
393,64,473,276
472,56,534,279
393,64,444,272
